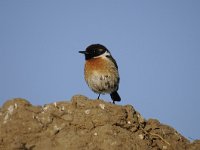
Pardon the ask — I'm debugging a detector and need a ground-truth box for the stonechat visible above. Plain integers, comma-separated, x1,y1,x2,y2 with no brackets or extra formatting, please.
79,44,121,104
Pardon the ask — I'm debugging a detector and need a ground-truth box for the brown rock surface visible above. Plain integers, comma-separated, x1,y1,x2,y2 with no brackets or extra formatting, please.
0,95,199,150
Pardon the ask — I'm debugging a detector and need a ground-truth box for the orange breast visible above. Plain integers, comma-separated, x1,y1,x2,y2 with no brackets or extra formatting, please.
84,57,118,80
85,57,106,71
84,57,115,75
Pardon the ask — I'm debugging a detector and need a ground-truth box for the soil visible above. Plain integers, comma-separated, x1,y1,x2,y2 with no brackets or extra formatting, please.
0,95,199,150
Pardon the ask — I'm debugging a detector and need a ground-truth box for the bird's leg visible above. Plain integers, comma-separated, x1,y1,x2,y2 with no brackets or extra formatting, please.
112,100,115,104
97,94,101,99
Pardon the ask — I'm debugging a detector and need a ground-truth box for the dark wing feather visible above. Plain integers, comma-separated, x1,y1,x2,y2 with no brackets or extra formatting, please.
106,55,118,69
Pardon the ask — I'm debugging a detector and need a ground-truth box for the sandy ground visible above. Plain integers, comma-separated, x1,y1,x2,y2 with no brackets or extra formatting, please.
0,95,199,150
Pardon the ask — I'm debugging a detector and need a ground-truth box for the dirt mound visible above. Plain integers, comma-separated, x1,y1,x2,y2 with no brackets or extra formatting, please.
0,95,199,150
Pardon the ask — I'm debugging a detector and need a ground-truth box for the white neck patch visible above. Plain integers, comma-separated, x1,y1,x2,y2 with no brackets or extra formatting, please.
93,51,111,59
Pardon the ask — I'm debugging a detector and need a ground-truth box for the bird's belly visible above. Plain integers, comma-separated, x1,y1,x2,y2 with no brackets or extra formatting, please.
85,71,118,94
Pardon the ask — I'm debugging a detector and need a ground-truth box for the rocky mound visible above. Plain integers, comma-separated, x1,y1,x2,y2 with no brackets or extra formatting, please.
0,95,199,150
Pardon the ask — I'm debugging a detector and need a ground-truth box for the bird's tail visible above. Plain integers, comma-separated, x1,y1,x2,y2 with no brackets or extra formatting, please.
110,91,121,104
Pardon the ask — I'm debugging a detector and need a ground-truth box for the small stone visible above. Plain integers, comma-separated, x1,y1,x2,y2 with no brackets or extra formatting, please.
99,104,105,109
54,125,61,131
54,102,57,107
42,105,49,111
139,134,144,140
14,103,18,109
137,114,145,124
85,109,90,115
163,145,167,149
60,106,65,111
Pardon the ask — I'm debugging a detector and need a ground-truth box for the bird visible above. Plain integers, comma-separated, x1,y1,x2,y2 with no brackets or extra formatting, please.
79,44,121,104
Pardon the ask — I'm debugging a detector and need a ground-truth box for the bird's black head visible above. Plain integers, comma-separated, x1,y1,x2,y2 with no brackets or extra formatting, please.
79,44,109,60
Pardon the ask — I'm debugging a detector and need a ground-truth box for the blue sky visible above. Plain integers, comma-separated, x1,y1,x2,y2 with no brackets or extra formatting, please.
0,1,200,140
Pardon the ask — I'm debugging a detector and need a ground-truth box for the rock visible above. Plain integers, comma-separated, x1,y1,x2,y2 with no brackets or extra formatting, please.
0,95,199,150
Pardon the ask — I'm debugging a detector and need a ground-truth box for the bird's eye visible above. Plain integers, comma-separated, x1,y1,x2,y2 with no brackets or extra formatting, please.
94,49,101,53
92,48,105,56
93,49,97,54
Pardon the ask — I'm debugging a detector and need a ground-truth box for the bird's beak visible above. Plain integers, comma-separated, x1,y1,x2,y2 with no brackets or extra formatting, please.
79,51,88,54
